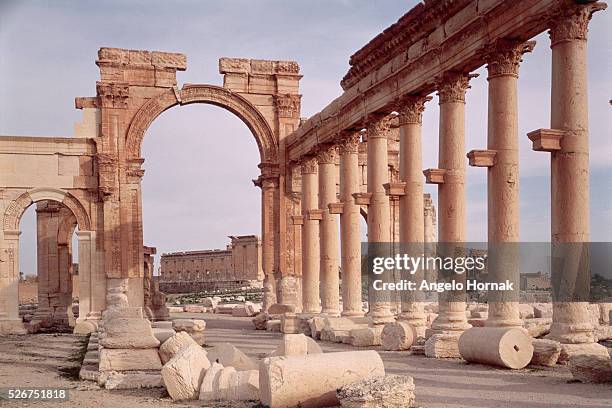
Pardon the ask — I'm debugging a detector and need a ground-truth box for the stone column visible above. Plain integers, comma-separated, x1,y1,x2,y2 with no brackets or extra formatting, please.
396,95,432,336
481,40,535,329
257,171,279,311
318,145,340,316
366,114,395,324
0,230,26,334
545,2,606,354
337,131,364,317
301,156,321,314
425,72,474,357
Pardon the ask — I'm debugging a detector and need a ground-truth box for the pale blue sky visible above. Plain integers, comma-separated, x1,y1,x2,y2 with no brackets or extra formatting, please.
0,1,610,275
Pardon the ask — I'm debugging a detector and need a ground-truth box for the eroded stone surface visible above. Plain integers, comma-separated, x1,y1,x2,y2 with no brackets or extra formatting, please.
568,354,612,383
161,343,210,401
530,339,561,366
337,374,416,408
206,343,258,371
159,331,199,364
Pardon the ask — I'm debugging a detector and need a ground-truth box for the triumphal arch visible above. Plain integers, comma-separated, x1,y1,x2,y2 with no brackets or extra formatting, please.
0,0,607,360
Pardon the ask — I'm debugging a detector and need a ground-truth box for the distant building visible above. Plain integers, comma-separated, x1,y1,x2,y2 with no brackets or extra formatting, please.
159,235,263,293
520,271,551,291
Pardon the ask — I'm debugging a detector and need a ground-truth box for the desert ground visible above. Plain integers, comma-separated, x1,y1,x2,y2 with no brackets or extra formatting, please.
0,312,610,408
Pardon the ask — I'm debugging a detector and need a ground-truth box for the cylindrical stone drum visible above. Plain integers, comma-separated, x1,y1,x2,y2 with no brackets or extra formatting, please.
458,327,533,369
259,350,385,408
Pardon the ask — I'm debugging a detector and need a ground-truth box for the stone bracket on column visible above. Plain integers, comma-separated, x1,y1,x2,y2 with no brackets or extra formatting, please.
383,182,406,197
423,168,446,184
352,192,372,206
307,209,324,221
467,150,497,167
328,202,344,214
291,215,304,225
527,128,564,152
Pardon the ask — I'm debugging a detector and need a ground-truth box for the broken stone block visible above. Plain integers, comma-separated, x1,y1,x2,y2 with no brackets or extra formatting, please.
224,369,260,401
588,304,601,327
215,304,238,314
167,306,184,313
198,362,224,401
532,303,553,318
297,315,312,336
598,303,612,325
467,318,487,327
151,321,173,329
101,307,143,320
281,312,299,334
569,354,612,383
213,366,237,400
557,342,610,365
99,318,160,349
595,325,612,341
246,301,262,316
350,326,383,347
202,297,219,309
159,331,199,364
231,304,255,317
152,327,176,343
161,343,210,401
259,350,385,408
523,318,552,338
321,327,350,343
206,342,258,371
252,312,268,330
266,319,281,332
99,348,162,372
268,303,295,315
173,318,206,332
309,316,326,340
530,339,561,366
458,327,534,369
424,333,461,358
101,370,164,390
381,321,415,351
270,333,322,357
184,305,206,313
337,374,416,408
518,304,535,319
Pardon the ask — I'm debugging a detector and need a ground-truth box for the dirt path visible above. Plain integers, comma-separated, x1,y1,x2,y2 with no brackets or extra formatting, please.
0,313,610,407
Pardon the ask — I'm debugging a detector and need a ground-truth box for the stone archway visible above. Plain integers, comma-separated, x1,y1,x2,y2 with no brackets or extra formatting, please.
125,84,278,164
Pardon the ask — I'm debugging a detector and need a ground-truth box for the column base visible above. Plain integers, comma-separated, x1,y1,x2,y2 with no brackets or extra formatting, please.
321,309,341,317
0,319,28,335
484,318,524,331
341,310,365,318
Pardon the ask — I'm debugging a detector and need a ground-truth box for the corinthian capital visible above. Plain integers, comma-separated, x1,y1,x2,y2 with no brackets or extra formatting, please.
437,72,478,104
365,114,394,139
396,95,433,125
549,1,607,45
316,144,337,164
337,131,361,155
486,39,536,79
300,155,318,174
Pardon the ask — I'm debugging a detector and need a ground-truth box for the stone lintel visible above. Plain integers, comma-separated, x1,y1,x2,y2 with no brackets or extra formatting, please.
328,202,345,214
527,129,564,152
307,209,324,221
383,182,407,197
423,168,446,184
290,215,304,226
467,150,497,167
75,97,98,110
353,193,373,206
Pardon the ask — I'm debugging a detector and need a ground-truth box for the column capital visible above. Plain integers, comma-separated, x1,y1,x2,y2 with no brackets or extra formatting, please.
486,39,536,79
436,72,478,104
337,131,361,154
549,1,607,46
316,144,338,164
300,155,318,174
365,114,394,139
396,95,433,125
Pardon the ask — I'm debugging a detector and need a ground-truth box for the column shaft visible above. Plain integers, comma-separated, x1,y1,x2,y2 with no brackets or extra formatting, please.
301,156,321,314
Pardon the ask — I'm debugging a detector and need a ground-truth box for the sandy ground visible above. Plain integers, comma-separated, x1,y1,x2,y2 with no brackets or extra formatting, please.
0,312,610,408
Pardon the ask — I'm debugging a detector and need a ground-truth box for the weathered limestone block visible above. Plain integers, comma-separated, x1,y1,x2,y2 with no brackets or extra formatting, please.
152,328,176,344
530,339,561,366
424,333,461,358
173,318,206,332
225,369,260,401
381,322,415,351
458,327,534,369
266,319,281,332
468,318,487,327
557,342,610,365
270,333,323,357
101,307,143,320
213,366,237,400
167,306,184,313
206,343,258,371
184,305,206,313
523,318,552,338
259,351,385,408
321,327,351,343
99,318,160,349
159,331,199,364
101,371,164,390
152,321,173,329
202,297,220,308
281,313,299,334
198,362,223,401
309,316,326,340
588,304,601,327
337,375,416,408
297,316,312,336
518,304,535,320
215,304,238,314
598,303,612,325
231,305,252,317
161,344,210,401
268,304,295,315
595,325,612,341
246,301,262,316
99,348,162,372
252,312,269,330
569,354,612,383
349,326,383,347
532,303,553,318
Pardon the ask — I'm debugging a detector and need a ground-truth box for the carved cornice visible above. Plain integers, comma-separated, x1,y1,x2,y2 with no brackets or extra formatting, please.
316,144,337,164
549,1,607,46
436,72,477,104
300,156,318,174
274,94,301,118
337,131,361,155
396,95,433,125
366,114,394,139
96,81,129,108
486,39,536,79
